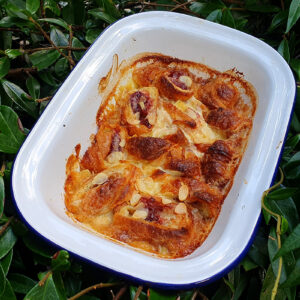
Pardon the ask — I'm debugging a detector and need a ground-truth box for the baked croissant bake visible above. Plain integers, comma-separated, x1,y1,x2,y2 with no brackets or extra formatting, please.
65,53,256,258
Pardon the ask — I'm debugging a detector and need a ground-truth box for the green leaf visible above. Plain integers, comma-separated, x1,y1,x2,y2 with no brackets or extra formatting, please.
52,272,67,300
241,256,258,271
189,1,225,16
290,59,300,80
72,37,85,61
268,10,288,32
50,27,68,46
0,57,10,79
24,273,60,300
26,0,40,14
232,274,248,300
274,224,300,260
222,9,235,28
212,282,231,300
206,9,222,23
0,176,4,217
8,273,37,294
283,134,300,156
277,39,290,63
88,9,117,24
29,50,61,71
286,0,300,33
62,0,85,25
0,227,17,259
38,71,59,87
64,275,82,297
4,49,22,59
23,233,55,258
102,0,121,18
0,264,5,297
281,217,289,234
85,29,102,44
1,279,16,300
0,249,13,275
247,233,269,268
38,18,70,31
260,265,286,300
267,188,299,200
245,3,280,13
281,258,300,288
130,286,147,300
54,57,69,77
0,105,26,153
44,0,60,16
1,80,38,118
51,250,70,272
149,289,176,300
26,76,40,100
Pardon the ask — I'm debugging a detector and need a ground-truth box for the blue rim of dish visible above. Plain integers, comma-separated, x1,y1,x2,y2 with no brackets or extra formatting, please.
10,13,298,290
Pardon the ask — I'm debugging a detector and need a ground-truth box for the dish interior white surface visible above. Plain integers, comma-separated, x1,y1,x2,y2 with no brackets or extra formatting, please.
12,12,295,285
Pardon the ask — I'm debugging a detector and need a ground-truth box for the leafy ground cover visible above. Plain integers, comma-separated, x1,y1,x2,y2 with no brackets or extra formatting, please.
0,0,299,299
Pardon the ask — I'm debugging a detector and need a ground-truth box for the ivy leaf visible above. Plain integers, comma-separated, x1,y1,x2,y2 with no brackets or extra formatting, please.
26,0,40,14
1,279,16,300
0,249,13,275
55,57,69,78
267,187,299,200
8,273,37,294
286,0,300,33
26,76,40,100
0,264,5,297
281,258,300,288
88,9,117,24
277,39,290,63
50,27,68,46
38,18,70,31
51,250,70,272
0,105,26,154
268,10,288,33
29,50,61,71
206,9,222,23
4,49,22,59
0,227,17,259
85,28,102,44
0,57,10,79
1,80,38,118
44,0,60,16
24,273,60,300
274,224,300,260
0,176,4,217
222,9,235,28
72,37,85,61
102,0,121,18
260,265,286,300
290,59,300,80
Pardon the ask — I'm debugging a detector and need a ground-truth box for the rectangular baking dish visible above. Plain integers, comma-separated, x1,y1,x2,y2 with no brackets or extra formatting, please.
12,11,295,288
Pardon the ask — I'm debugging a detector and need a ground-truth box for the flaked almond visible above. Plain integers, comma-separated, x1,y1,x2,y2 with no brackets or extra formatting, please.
106,151,124,164
132,209,148,220
161,197,172,205
179,75,192,88
147,111,156,125
92,172,108,185
178,183,189,201
139,101,145,110
175,203,187,214
130,193,141,206
119,138,126,147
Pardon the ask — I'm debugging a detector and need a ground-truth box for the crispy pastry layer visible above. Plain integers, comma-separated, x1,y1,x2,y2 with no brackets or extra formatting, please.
65,53,256,258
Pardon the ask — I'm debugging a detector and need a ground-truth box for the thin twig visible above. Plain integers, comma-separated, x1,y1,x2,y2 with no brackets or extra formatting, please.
261,168,284,300
0,217,13,236
0,27,23,32
36,96,52,103
230,7,246,11
133,286,143,300
24,46,88,53
198,291,209,300
170,0,195,12
191,290,198,300
0,162,5,176
7,67,37,77
113,285,127,300
68,282,122,300
40,0,46,18
280,0,285,10
29,17,75,67
39,270,52,286
68,25,73,70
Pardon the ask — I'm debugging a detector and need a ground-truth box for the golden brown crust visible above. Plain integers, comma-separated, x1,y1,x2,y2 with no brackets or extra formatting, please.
64,52,256,258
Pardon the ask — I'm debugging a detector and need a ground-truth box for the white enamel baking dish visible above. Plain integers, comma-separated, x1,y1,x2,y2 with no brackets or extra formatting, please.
12,12,295,288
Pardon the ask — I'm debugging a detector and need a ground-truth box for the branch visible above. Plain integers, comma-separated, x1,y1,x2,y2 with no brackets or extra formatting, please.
133,286,143,300
29,17,75,67
68,282,122,300
0,217,14,237
68,25,73,70
7,67,37,77
36,96,52,103
170,0,195,12
24,46,88,53
0,27,23,32
113,285,127,300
